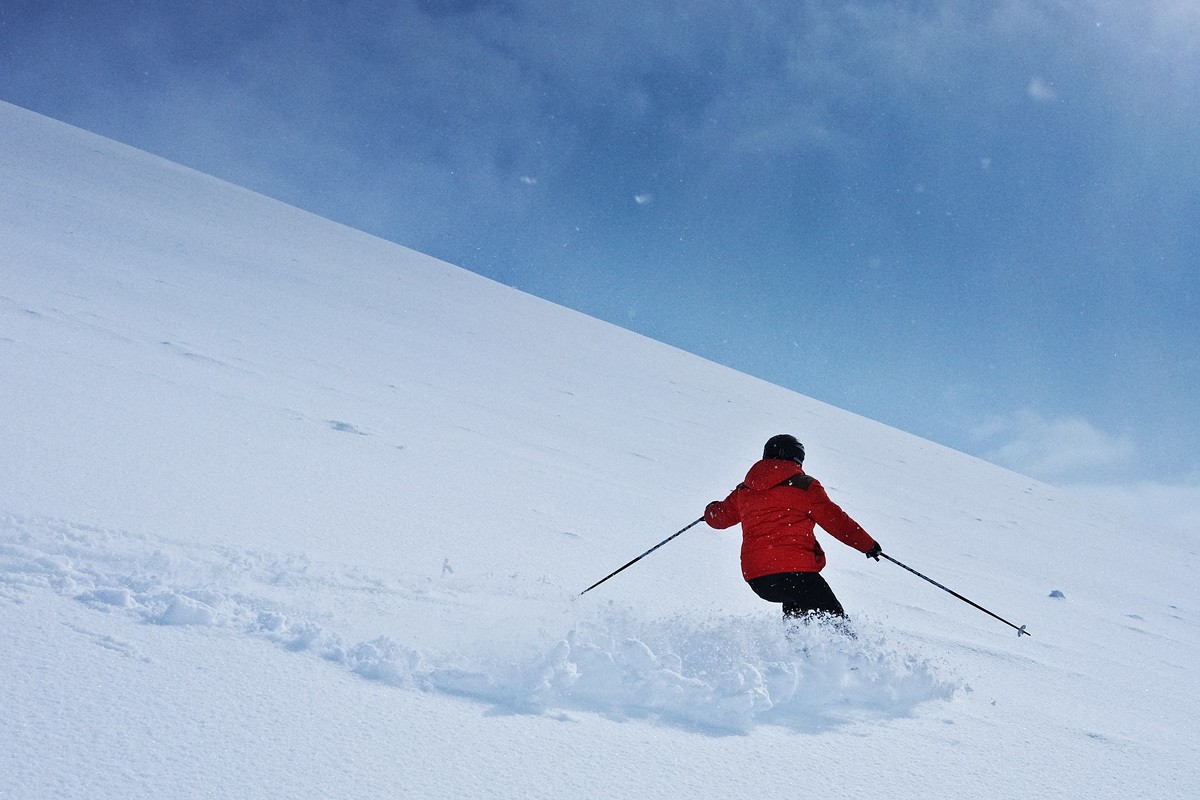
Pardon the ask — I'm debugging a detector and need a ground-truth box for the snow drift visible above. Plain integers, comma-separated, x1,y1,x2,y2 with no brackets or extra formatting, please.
1,512,958,736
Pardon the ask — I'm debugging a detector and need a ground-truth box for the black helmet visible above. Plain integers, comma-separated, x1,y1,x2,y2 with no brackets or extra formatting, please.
763,434,805,464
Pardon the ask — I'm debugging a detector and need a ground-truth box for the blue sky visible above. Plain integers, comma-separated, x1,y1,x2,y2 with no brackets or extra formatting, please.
3,0,1198,488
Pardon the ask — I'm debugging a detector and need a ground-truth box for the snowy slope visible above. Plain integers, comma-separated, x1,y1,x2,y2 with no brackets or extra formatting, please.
1,100,1197,799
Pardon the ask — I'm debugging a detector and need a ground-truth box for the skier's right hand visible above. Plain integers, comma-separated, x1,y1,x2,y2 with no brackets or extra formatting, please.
865,542,883,561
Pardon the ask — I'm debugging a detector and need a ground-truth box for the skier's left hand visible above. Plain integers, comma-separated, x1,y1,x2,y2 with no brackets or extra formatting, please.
865,542,883,561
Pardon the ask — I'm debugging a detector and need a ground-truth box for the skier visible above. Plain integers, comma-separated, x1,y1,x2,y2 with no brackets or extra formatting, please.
705,434,882,623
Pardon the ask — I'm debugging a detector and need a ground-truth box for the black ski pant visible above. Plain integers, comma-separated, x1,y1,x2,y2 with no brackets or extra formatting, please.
747,571,846,620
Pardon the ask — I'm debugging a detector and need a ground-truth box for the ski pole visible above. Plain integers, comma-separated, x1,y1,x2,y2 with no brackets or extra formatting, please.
580,517,705,596
880,553,1031,637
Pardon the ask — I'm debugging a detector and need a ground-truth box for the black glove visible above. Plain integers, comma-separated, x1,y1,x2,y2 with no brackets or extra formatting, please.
865,542,883,561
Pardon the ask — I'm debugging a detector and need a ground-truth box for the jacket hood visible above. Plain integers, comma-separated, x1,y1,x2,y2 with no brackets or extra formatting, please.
743,458,804,491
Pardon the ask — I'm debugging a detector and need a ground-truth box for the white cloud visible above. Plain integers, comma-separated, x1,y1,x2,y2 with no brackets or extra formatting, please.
1027,76,1057,102
976,410,1135,481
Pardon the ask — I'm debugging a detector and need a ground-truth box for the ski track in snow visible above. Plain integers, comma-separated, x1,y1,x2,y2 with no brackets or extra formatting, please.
0,512,960,735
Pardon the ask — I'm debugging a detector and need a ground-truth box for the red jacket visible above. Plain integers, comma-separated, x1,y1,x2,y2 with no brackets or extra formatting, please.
705,458,877,581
